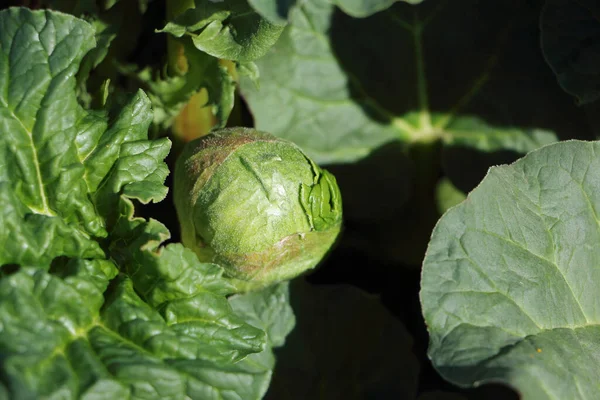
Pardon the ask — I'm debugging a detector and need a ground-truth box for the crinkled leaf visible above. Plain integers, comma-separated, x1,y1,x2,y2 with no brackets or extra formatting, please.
227,282,296,399
109,198,236,304
241,0,581,165
236,61,260,86
134,40,235,132
0,8,111,264
0,182,102,266
541,0,600,105
40,0,145,107
0,9,169,266
0,9,274,400
107,198,275,399
159,0,285,62
2,173,271,400
422,140,600,399
266,281,419,399
93,135,170,227
229,282,295,348
0,262,267,399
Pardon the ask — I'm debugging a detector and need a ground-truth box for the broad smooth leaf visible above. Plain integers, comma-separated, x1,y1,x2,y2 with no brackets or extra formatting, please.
241,0,583,165
332,0,422,18
265,281,419,399
159,0,285,62
240,0,579,266
248,0,423,22
422,140,600,399
541,0,600,105
247,0,298,25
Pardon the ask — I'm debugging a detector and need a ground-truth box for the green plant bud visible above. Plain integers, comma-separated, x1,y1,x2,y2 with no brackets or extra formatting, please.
174,127,343,291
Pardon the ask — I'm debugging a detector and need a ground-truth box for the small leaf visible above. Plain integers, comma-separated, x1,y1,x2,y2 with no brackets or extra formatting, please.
229,282,296,348
159,0,285,62
133,40,235,132
435,178,466,214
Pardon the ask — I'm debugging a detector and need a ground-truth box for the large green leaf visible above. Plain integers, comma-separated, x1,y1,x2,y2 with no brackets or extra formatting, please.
240,0,582,266
39,0,148,108
247,0,299,24
241,0,583,165
248,0,423,23
0,9,168,264
421,140,600,398
265,281,419,399
242,0,400,164
159,0,285,62
332,0,422,18
107,206,276,399
0,8,278,399
541,0,600,105
1,7,108,264
0,258,267,400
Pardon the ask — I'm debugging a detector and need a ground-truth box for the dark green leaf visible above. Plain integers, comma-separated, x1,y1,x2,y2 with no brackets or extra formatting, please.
541,0,600,105
241,0,583,165
241,0,581,265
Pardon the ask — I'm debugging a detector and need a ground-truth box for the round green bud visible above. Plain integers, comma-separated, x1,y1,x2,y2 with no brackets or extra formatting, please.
174,127,343,291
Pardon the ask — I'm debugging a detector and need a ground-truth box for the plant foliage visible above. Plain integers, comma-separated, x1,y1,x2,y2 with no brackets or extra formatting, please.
1,0,600,398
